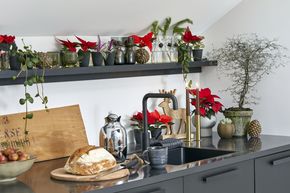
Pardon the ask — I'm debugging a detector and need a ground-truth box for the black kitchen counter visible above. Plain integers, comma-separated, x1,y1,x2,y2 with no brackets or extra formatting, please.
2,133,290,193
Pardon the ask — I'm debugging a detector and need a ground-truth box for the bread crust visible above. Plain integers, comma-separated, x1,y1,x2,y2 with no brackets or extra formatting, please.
65,146,116,176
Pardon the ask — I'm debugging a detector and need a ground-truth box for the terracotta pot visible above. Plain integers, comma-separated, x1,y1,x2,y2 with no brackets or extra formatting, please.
224,109,253,137
217,123,235,139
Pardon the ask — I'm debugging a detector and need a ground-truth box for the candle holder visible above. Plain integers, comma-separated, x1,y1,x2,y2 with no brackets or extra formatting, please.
195,114,201,141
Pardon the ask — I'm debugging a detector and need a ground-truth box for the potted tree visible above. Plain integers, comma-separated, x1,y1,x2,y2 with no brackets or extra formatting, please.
211,34,288,137
75,36,96,67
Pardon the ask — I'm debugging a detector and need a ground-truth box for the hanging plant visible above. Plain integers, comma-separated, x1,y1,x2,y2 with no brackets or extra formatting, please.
12,40,49,139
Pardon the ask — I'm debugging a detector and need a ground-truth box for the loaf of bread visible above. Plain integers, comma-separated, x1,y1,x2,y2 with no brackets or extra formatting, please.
64,145,116,176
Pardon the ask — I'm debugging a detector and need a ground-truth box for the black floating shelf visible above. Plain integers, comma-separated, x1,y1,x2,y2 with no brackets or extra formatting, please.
0,60,217,86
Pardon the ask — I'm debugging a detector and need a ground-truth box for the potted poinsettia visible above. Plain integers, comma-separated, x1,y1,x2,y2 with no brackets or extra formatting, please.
75,36,96,67
189,88,223,137
191,35,204,61
130,32,153,64
131,110,173,140
56,38,78,67
91,35,106,66
0,34,18,70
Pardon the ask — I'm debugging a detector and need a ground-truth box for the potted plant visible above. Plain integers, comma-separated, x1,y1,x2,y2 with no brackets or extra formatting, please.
75,36,96,67
191,35,204,61
56,38,78,67
130,32,153,64
0,34,18,70
190,87,223,137
211,34,287,137
131,110,173,141
91,35,106,66
12,40,49,139
105,39,116,66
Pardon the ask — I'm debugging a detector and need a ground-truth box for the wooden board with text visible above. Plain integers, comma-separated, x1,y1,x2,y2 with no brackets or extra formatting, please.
0,105,88,162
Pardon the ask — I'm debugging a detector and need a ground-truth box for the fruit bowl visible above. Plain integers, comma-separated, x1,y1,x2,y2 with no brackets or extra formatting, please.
0,156,36,182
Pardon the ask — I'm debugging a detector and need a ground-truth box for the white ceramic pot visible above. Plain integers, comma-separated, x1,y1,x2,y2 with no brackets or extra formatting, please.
192,115,217,137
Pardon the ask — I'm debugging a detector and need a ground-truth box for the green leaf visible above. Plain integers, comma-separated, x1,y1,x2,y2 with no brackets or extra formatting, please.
39,77,45,83
19,98,26,105
28,97,34,104
35,93,40,97
26,59,33,68
26,113,33,119
31,57,39,64
12,76,17,80
27,80,33,86
25,93,31,99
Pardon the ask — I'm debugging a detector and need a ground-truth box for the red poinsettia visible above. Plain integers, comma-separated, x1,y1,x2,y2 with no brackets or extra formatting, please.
0,35,15,44
189,88,223,118
57,38,78,52
130,32,153,51
75,36,97,52
182,27,204,44
131,109,173,129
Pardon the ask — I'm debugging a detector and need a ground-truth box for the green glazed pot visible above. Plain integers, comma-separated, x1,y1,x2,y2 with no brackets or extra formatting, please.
223,108,253,137
61,51,78,67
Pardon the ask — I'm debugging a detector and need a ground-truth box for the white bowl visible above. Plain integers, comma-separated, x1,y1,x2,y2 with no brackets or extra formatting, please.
0,156,36,182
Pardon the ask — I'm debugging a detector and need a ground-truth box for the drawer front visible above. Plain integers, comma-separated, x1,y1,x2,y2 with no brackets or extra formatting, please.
255,150,290,193
184,160,254,193
119,178,183,193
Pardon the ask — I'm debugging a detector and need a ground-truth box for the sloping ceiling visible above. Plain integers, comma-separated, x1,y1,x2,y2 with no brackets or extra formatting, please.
0,0,242,36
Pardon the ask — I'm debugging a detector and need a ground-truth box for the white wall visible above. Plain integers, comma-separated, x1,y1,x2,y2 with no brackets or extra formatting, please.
202,0,290,136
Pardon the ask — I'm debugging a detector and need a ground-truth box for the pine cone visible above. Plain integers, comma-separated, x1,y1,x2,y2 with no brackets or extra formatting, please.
247,137,262,152
135,48,150,64
247,120,262,137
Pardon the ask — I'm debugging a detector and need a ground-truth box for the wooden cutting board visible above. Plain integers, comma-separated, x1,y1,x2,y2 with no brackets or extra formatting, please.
0,105,88,162
51,168,130,182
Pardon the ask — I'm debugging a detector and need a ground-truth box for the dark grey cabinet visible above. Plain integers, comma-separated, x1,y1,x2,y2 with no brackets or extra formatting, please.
255,150,290,193
119,177,183,193
184,160,254,193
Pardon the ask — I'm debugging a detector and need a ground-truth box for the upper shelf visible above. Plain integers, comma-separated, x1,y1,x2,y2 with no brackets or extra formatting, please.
0,60,217,86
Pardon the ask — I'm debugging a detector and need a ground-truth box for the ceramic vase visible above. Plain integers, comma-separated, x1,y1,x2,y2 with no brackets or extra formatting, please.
193,115,217,137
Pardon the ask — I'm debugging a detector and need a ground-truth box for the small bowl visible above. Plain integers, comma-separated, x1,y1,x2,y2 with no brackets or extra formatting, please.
0,156,36,182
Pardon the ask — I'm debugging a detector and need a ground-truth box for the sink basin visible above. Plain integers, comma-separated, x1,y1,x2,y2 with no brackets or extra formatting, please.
167,147,234,165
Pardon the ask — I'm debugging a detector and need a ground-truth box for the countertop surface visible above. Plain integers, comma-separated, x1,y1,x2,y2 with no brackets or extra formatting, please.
1,133,290,193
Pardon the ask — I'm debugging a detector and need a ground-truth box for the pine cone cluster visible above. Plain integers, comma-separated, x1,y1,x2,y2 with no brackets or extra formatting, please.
247,120,262,137
135,48,150,64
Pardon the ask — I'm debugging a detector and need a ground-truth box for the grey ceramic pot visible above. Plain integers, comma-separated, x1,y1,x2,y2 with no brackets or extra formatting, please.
192,49,203,61
105,51,116,66
92,52,104,66
78,51,90,67
9,55,21,70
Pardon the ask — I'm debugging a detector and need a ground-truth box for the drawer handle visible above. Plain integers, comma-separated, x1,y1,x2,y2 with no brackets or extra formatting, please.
148,190,165,193
203,169,238,183
272,156,290,166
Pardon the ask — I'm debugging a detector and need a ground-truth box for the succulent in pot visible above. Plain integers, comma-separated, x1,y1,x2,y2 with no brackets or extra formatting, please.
75,36,96,67
190,87,223,137
217,118,235,139
92,35,106,66
57,38,78,67
210,34,288,137
130,32,153,64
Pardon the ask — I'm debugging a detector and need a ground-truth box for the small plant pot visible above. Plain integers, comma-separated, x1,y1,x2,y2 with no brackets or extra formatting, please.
149,128,162,140
78,51,90,67
192,49,203,61
192,115,217,137
61,51,78,67
105,51,116,66
92,52,104,66
217,123,235,139
9,55,21,70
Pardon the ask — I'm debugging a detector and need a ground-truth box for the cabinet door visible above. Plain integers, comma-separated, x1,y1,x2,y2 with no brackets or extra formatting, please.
119,177,183,193
255,150,290,193
184,160,254,193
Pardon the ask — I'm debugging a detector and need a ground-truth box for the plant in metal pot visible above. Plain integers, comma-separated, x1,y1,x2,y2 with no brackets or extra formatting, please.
0,34,18,70
131,110,173,140
189,88,223,137
13,40,49,139
56,38,78,67
210,34,288,136
91,35,106,66
75,36,96,67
